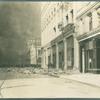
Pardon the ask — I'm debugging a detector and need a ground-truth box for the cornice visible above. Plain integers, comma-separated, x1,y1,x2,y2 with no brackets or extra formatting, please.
77,2,99,20
77,26,100,41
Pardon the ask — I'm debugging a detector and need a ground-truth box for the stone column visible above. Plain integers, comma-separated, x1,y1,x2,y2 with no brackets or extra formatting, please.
56,43,59,70
82,48,85,73
45,48,48,68
64,38,67,71
74,35,79,73
41,49,44,69
42,49,47,69
50,47,53,64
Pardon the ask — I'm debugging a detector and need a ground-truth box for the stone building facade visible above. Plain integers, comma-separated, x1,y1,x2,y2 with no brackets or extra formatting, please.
76,2,100,73
41,2,100,73
41,2,79,72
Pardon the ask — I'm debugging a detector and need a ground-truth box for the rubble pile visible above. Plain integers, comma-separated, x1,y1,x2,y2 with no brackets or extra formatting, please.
0,67,49,79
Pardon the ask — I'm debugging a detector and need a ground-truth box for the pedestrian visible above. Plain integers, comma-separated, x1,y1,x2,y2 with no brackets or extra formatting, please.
89,58,92,68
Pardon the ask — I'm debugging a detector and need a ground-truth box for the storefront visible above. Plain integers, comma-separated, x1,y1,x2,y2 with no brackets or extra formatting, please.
67,36,74,70
80,37,100,73
52,45,56,68
47,47,51,68
58,41,64,70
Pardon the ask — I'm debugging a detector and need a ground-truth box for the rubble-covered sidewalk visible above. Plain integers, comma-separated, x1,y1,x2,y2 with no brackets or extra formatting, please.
60,73,100,88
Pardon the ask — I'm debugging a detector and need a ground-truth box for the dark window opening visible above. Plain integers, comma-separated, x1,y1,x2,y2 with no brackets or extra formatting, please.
53,27,56,32
70,9,73,22
66,15,68,24
87,12,92,31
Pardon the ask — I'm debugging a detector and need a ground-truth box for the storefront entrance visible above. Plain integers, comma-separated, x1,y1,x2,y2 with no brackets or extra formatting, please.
58,41,64,70
67,36,74,70
96,39,100,72
47,48,51,68
80,38,100,73
52,45,56,68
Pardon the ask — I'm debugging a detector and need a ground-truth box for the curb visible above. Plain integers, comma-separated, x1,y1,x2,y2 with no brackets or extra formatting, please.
60,76,100,89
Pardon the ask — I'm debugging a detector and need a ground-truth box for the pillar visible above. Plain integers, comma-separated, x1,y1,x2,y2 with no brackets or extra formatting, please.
46,48,48,68
41,49,44,69
82,48,85,73
50,47,53,64
74,35,79,72
64,38,67,70
56,43,59,70
42,49,47,69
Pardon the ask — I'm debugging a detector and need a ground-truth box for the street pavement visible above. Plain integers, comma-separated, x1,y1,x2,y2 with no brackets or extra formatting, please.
0,75,100,98
60,73,100,88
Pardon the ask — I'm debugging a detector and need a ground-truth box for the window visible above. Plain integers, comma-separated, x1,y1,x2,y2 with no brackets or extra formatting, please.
70,9,74,22
88,13,92,31
80,18,84,27
54,8,56,12
66,15,68,24
53,27,56,32
78,18,84,35
37,57,41,63
38,49,41,56
54,8,56,16
58,22,63,31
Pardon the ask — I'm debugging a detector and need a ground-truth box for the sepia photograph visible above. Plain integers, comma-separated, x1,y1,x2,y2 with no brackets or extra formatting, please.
0,0,99,98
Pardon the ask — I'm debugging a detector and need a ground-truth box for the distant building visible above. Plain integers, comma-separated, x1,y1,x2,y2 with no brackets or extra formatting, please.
27,38,41,66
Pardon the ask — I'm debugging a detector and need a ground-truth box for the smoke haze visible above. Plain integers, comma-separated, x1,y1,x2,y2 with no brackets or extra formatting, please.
0,2,41,65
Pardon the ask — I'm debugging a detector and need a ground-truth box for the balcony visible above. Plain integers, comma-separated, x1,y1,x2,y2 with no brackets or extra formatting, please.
62,23,75,35
51,23,75,46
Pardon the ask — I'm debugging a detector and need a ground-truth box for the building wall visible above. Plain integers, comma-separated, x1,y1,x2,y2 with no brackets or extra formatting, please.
76,2,100,37
41,2,99,73
76,2,100,73
41,2,62,47
41,2,77,70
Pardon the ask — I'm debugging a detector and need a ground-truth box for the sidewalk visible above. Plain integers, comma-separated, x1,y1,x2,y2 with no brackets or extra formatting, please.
60,73,100,88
